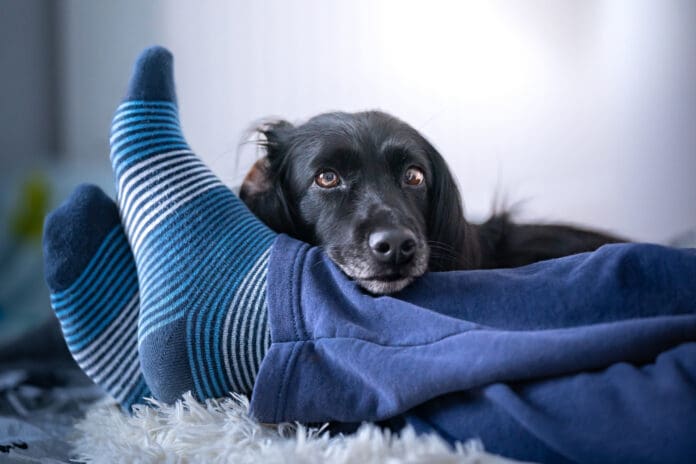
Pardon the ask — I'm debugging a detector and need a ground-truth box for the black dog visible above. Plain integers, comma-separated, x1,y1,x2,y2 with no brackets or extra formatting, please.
240,111,624,294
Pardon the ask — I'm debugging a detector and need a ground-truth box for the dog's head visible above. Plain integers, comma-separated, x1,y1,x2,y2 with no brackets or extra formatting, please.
240,111,480,294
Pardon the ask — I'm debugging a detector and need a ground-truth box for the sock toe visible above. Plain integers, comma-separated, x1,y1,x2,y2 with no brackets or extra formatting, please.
124,45,177,103
43,184,121,292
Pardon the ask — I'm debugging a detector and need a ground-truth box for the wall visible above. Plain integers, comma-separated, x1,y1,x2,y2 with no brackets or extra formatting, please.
55,0,696,242
0,0,58,169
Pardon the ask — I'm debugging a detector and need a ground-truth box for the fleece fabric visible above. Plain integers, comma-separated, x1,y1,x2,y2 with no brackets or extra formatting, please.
252,235,696,464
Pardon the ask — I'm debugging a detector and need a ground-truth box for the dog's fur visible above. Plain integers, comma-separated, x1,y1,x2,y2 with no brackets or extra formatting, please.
240,111,624,293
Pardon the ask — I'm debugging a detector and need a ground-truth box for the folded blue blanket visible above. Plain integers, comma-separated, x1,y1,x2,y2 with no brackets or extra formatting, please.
252,236,696,463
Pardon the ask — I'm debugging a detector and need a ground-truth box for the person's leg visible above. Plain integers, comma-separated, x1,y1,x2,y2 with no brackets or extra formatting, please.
43,184,150,410
249,235,696,456
109,47,277,402
403,341,696,463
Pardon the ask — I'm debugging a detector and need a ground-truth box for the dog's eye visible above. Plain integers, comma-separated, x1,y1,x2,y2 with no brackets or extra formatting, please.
404,167,425,186
315,169,340,188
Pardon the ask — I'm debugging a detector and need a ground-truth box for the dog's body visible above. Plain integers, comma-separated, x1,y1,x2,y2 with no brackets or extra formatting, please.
240,111,624,293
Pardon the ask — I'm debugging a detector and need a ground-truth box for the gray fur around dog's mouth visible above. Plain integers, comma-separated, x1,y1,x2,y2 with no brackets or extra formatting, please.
356,276,415,294
328,245,429,295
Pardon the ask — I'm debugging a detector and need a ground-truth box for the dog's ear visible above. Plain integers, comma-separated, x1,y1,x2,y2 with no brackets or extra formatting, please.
426,148,481,271
239,121,299,235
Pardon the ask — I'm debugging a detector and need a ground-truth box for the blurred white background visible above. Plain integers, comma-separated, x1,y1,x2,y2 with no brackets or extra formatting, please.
3,0,695,242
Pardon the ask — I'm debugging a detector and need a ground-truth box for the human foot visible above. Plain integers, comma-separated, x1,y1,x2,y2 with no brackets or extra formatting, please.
110,46,277,402
43,184,150,410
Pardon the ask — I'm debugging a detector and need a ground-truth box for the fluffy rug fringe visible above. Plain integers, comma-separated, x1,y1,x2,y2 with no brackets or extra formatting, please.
72,393,528,464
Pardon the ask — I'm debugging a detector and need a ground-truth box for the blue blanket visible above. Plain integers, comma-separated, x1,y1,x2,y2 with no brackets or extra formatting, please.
251,236,696,463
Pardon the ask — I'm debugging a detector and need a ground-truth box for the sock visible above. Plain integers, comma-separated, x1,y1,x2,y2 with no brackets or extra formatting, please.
110,46,277,402
43,184,151,411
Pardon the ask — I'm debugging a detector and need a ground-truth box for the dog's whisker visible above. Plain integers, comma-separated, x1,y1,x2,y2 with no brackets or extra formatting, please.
426,240,459,250
427,245,462,260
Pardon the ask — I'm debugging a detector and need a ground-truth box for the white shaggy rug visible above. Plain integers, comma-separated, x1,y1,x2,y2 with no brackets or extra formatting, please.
72,393,532,464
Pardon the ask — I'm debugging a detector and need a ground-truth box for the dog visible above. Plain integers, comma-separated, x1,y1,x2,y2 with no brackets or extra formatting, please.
240,111,624,294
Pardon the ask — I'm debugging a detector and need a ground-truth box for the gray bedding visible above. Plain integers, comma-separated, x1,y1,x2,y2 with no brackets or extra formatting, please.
0,319,104,463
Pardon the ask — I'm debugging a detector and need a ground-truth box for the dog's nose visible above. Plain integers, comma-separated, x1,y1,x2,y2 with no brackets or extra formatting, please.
368,228,417,265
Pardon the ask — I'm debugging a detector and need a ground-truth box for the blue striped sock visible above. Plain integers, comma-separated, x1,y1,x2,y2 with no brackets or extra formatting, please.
43,184,151,411
110,46,277,402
